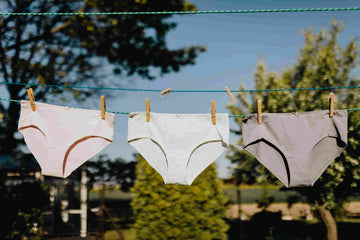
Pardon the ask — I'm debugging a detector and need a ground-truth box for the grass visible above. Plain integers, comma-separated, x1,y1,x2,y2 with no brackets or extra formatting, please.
104,229,135,240
89,188,132,201
89,184,360,205
222,187,306,204
88,185,306,204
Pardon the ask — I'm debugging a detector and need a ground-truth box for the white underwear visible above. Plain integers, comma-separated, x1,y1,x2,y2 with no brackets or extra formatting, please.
18,100,115,178
127,112,229,185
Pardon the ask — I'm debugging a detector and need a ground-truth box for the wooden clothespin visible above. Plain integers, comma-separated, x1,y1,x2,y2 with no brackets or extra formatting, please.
146,98,150,122
225,86,236,103
257,99,262,124
26,88,36,111
160,88,172,97
211,100,216,125
329,92,335,118
100,95,106,120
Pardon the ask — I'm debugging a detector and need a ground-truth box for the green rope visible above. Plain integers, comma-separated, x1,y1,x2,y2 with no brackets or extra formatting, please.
0,97,21,103
2,81,360,93
229,114,248,118
1,7,360,16
231,86,360,93
231,108,360,117
1,97,359,117
345,107,360,111
106,110,131,115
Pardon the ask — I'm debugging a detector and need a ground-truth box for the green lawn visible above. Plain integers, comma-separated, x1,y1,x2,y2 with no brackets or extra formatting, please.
89,184,360,204
222,185,306,204
104,229,135,240
89,188,132,201
89,185,305,204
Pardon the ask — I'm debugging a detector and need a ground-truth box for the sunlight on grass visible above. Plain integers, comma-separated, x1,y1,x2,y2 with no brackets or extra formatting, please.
104,229,136,240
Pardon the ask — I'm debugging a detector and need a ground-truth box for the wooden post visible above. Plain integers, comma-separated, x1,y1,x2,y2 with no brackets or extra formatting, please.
99,184,105,240
80,169,87,238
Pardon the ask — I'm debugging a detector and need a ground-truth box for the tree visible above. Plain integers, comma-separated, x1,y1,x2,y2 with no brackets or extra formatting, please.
0,0,205,155
0,0,205,238
85,155,136,192
131,155,229,240
0,174,50,239
227,20,360,240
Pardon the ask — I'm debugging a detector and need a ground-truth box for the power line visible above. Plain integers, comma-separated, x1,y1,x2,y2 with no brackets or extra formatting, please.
1,7,360,16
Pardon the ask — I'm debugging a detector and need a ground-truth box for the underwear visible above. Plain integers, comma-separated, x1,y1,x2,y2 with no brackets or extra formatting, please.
242,110,347,187
127,112,229,185
18,100,115,178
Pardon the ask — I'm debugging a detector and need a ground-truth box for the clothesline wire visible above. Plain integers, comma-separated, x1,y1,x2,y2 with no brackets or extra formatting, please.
1,81,360,93
1,7,360,16
1,97,359,118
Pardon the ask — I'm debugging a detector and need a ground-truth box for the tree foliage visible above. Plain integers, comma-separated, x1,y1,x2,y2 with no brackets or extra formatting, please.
227,20,360,209
131,155,229,240
85,154,136,192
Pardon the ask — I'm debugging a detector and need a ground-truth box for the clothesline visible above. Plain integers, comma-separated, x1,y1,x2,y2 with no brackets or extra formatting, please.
1,96,360,118
16,93,353,185
1,7,360,16
1,81,360,93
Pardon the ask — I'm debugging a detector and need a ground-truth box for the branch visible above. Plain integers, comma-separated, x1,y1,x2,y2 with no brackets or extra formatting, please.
4,4,85,52
10,17,24,83
33,88,50,101
19,17,44,84
0,39,10,82
1,0,32,26
50,19,73,35
5,32,48,52
0,101,5,113
4,22,72,52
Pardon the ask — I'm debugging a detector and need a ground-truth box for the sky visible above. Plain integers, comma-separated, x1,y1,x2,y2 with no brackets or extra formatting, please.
8,0,360,178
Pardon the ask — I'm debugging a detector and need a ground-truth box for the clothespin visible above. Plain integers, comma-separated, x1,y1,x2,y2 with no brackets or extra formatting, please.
160,88,172,97
211,100,216,125
329,92,335,118
27,88,36,111
257,99,262,124
225,86,236,103
100,95,106,120
146,98,150,122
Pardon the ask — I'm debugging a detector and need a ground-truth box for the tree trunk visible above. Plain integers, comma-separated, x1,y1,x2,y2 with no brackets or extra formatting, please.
318,205,337,240
1,100,21,154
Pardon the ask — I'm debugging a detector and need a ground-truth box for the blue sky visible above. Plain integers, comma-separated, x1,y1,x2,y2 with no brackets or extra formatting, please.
99,0,360,178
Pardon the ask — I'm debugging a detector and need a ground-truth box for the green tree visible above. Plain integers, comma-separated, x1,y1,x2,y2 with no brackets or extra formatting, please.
85,154,136,191
131,155,229,240
0,0,205,238
227,20,360,240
